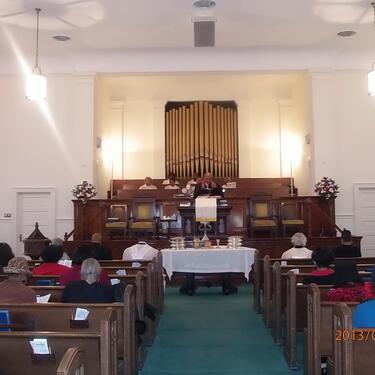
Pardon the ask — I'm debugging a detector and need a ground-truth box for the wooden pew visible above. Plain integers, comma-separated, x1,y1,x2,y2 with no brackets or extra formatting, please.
28,253,164,315
306,285,359,375
26,265,159,345
0,285,137,375
331,303,375,375
56,347,85,375
254,254,373,316
283,272,333,370
0,307,116,375
261,255,315,325
32,272,143,374
281,269,371,370
266,259,373,333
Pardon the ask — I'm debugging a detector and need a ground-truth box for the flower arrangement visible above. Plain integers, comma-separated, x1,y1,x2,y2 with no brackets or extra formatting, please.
314,177,339,200
72,181,97,203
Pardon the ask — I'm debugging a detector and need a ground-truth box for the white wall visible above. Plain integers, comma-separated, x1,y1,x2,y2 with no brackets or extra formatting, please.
96,73,310,195
311,70,375,254
0,74,95,254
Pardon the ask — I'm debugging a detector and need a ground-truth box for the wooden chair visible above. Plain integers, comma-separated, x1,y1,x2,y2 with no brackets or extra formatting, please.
248,196,278,237
280,200,304,236
128,199,159,238
105,204,129,239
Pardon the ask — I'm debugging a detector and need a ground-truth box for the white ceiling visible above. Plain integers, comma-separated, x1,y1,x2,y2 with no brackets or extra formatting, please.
1,0,375,73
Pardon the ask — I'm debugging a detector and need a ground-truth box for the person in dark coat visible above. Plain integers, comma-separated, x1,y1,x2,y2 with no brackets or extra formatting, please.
194,172,223,198
62,258,114,303
334,229,361,258
303,247,335,285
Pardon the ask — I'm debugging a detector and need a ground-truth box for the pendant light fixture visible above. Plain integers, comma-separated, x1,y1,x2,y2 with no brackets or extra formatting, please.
368,2,375,96
26,8,47,101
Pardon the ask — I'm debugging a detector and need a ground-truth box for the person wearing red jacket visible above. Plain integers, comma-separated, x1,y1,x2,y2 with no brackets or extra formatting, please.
59,245,110,286
32,245,70,277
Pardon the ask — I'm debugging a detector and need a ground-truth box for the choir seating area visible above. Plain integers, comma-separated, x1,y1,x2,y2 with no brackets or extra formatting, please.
70,177,336,241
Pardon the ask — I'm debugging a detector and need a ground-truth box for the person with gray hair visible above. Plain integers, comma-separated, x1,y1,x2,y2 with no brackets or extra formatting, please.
281,232,312,259
62,258,114,303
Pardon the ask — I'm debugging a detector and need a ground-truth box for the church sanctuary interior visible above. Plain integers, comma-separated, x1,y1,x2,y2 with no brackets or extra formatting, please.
1,1,375,374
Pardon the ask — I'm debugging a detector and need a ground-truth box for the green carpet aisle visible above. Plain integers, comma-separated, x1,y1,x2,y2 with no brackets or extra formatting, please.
140,285,303,375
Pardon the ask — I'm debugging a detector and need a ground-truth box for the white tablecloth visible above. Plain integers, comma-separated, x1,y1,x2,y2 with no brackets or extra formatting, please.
161,247,256,280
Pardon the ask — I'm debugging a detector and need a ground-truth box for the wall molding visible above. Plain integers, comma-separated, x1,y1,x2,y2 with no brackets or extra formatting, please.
56,217,74,222
335,213,354,218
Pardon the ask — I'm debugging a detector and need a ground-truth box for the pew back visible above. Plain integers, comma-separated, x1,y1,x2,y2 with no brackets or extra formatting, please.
0,307,116,375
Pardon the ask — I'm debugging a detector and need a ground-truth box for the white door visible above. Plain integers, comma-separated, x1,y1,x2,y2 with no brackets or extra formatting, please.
15,190,55,255
354,184,375,257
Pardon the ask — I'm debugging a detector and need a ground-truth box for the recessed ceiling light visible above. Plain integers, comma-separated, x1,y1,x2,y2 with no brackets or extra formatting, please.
53,35,71,42
193,0,216,8
337,30,356,38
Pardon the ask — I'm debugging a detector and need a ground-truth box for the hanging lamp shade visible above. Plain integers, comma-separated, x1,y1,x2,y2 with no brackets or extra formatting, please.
368,66,375,96
26,8,47,101
26,67,47,101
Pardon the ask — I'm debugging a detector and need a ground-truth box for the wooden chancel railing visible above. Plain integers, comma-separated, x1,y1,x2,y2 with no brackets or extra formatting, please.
165,101,239,178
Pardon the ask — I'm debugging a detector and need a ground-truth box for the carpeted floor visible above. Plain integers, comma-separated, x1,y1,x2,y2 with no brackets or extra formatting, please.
140,285,303,375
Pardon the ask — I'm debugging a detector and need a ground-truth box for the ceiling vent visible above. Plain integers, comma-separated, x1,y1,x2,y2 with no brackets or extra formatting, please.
193,18,216,47
193,0,216,8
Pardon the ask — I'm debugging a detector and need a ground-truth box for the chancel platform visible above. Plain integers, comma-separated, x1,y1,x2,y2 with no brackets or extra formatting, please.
71,177,336,241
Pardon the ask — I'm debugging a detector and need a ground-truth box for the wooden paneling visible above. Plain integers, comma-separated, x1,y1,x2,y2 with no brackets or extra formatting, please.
72,194,336,241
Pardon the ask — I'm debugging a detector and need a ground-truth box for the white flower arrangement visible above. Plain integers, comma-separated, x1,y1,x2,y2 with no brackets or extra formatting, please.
314,177,339,200
72,181,97,203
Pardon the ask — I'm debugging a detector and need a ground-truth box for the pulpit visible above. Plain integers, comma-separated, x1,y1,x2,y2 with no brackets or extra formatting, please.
178,203,232,237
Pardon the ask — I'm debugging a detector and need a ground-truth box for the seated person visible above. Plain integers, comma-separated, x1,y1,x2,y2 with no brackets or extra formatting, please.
164,177,180,190
281,232,312,259
0,242,14,274
60,245,110,286
91,233,112,260
222,177,237,189
163,172,179,186
122,241,158,261
32,245,70,276
325,261,372,302
0,257,36,302
334,229,361,258
303,247,335,285
51,237,70,260
62,258,114,303
194,172,223,198
187,173,200,186
139,176,158,190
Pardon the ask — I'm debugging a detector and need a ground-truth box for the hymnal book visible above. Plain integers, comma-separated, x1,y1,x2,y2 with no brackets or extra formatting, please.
29,338,50,354
0,310,10,332
37,294,51,304
74,308,90,321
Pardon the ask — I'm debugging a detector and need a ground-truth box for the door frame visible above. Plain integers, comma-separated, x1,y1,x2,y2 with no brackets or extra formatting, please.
13,187,56,255
354,182,375,255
